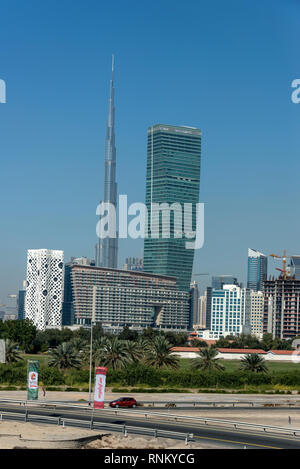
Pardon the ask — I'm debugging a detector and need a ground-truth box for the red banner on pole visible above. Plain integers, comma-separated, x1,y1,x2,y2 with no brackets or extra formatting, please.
93,367,107,409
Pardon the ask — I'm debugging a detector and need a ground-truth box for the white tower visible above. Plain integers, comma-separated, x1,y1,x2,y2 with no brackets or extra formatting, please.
25,249,64,330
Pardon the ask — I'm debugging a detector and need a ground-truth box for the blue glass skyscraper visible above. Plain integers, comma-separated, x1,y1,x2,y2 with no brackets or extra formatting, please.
247,248,268,291
143,124,201,292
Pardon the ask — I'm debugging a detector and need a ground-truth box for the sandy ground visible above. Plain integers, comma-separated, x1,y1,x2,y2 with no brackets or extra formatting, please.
0,421,102,448
85,433,216,449
0,422,212,449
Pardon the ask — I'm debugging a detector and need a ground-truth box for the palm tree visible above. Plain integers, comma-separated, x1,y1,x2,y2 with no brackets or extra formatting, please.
137,337,152,352
81,336,110,367
48,342,81,369
123,340,144,362
69,337,88,354
94,337,131,370
191,347,225,372
145,336,179,369
4,339,23,363
239,354,268,373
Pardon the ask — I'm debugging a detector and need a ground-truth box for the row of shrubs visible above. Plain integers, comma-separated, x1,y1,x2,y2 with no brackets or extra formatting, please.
111,387,191,393
0,385,294,394
2,362,300,388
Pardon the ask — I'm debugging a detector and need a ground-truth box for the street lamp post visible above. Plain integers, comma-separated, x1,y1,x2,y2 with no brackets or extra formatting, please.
88,321,94,407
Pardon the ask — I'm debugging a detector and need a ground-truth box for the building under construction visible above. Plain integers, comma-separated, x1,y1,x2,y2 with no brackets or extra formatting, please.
262,251,300,339
263,277,300,339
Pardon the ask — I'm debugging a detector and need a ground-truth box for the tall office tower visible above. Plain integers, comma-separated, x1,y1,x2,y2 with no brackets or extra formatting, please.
95,56,118,268
247,248,268,291
25,249,64,330
143,124,201,292
62,257,95,326
189,281,199,328
17,280,26,320
250,290,264,338
212,275,239,289
210,285,251,339
263,277,300,339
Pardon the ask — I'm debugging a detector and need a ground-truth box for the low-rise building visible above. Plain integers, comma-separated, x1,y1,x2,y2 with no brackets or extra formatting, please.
171,347,298,361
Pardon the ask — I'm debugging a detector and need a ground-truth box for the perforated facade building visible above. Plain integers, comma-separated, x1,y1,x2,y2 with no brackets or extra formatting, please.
25,249,64,330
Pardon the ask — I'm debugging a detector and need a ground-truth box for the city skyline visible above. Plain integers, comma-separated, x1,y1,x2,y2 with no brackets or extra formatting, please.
0,0,299,302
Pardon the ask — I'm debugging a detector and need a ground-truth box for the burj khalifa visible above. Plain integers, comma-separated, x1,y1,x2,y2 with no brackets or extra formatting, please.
95,56,118,268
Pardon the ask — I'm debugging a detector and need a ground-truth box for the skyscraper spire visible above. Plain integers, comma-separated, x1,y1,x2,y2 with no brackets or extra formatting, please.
95,55,118,268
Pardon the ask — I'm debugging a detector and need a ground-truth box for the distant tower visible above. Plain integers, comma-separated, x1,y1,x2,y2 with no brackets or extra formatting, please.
247,248,267,291
95,55,118,268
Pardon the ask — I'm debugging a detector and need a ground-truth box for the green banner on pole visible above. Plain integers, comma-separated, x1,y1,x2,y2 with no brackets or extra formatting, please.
27,360,39,400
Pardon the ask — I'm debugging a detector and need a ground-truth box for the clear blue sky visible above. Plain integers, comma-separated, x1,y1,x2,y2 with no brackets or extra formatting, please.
0,0,299,303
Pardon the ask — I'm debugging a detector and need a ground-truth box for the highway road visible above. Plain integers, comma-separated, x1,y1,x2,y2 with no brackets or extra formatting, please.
1,403,300,449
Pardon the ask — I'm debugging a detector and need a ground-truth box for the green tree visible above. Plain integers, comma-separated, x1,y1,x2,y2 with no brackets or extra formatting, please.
118,326,139,342
261,333,274,351
40,328,64,349
0,320,37,353
123,340,144,362
92,324,105,341
32,330,50,353
81,337,108,368
190,339,208,348
145,336,179,369
164,331,188,347
48,342,81,370
140,327,160,341
215,336,232,348
69,337,88,353
72,327,91,342
239,354,268,373
60,327,74,343
191,347,225,372
93,337,131,370
4,339,23,363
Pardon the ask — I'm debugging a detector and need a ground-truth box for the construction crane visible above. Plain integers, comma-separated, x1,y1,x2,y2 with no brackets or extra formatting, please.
270,250,292,280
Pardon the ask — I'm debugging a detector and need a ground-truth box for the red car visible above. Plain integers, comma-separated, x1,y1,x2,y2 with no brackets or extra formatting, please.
109,397,137,408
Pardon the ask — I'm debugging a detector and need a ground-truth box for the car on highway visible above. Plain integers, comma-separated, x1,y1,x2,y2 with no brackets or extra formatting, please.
109,397,137,408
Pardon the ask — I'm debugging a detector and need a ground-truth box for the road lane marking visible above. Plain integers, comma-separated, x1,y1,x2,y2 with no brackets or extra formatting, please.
193,434,282,449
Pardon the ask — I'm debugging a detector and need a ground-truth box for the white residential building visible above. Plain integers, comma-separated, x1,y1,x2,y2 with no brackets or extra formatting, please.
250,290,264,338
210,284,251,338
25,249,64,330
